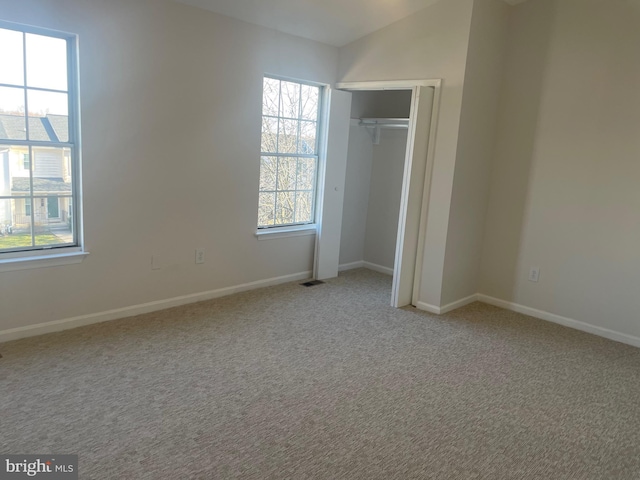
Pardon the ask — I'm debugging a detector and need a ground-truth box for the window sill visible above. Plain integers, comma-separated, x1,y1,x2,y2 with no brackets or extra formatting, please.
0,251,89,273
255,224,317,241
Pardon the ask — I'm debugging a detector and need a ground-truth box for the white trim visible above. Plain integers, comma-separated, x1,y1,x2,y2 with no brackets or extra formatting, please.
363,261,394,276
416,294,478,315
256,224,317,240
336,79,440,90
477,294,640,349
312,85,333,279
338,261,393,276
0,251,89,272
411,83,442,304
338,261,364,271
415,301,441,314
0,270,312,343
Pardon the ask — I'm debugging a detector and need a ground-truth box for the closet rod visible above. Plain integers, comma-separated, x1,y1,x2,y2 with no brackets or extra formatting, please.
358,118,409,144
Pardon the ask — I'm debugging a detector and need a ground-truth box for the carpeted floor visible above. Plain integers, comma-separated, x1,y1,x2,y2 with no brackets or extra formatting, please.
2,268,640,479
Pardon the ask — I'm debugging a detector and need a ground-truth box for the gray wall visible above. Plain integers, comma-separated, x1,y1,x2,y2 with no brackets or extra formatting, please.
0,0,338,331
339,126,373,266
363,128,408,270
480,0,640,337
440,0,510,305
350,90,413,119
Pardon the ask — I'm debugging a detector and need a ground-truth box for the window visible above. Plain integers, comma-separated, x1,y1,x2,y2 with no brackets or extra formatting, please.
0,21,80,255
258,76,322,229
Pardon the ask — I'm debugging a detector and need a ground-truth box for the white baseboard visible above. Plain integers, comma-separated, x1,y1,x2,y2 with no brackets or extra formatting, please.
338,261,365,272
363,261,394,276
416,294,479,315
0,271,313,344
477,294,640,349
339,261,394,276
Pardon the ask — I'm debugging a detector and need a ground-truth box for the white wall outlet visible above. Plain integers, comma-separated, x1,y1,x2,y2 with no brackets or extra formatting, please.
528,267,540,283
195,248,205,265
151,255,162,270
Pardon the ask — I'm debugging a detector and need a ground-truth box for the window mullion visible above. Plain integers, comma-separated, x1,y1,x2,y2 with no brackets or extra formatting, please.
273,80,282,224
293,83,303,223
22,31,30,142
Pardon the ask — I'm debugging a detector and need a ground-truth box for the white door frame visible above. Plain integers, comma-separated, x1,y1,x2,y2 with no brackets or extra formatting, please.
335,79,442,307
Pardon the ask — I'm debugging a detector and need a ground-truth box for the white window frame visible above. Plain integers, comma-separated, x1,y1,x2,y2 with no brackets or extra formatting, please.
256,75,325,237
0,20,87,271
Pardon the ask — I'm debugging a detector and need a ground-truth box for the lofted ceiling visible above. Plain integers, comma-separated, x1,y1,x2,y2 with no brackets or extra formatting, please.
172,0,529,47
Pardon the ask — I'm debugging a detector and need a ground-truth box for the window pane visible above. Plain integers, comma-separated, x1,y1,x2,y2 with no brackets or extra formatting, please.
0,146,30,196
258,192,275,227
258,77,321,229
275,191,295,225
0,28,25,86
33,196,73,246
280,81,300,119
300,84,319,121
297,158,316,191
295,191,314,223
0,86,26,141
261,116,278,153
27,89,69,142
0,198,32,251
0,24,79,256
32,147,72,188
262,77,280,117
26,33,68,91
259,156,277,191
278,119,298,154
277,157,297,191
300,121,317,154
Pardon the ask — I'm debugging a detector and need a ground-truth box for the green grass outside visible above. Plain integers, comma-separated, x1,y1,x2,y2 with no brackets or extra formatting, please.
0,233,62,249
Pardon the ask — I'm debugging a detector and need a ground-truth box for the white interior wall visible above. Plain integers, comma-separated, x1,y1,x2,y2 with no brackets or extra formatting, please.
339,126,373,266
363,128,408,270
0,0,338,332
340,90,411,270
439,0,510,305
350,91,413,119
480,0,640,339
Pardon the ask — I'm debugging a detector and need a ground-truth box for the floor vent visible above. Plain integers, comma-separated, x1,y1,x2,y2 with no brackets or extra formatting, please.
301,280,325,287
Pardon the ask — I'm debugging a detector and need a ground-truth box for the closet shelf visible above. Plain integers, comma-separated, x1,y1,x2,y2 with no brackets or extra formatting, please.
355,118,409,145
358,118,410,129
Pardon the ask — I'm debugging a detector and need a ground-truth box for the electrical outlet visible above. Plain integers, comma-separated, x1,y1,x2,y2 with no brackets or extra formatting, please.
195,249,205,265
151,255,162,270
528,267,540,283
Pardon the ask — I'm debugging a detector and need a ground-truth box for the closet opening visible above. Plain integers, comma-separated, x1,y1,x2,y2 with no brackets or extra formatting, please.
319,81,439,307
339,90,412,288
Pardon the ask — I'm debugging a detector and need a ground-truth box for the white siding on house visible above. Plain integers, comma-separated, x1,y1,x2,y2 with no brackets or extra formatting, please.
34,149,63,178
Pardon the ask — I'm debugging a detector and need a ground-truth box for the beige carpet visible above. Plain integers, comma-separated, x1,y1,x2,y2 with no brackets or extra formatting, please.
2,268,640,479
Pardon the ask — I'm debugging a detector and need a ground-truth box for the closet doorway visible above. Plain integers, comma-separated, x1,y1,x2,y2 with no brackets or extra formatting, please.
326,80,440,308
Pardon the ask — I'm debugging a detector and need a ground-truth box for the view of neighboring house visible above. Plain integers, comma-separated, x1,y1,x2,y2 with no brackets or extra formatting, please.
0,113,73,243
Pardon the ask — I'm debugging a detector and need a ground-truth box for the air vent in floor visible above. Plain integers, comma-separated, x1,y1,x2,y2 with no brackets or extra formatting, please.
300,280,325,287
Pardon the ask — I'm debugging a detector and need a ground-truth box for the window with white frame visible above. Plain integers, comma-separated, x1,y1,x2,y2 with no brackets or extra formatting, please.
257,76,322,229
0,21,80,254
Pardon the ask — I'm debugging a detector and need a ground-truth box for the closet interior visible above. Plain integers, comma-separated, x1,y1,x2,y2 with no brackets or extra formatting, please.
339,89,413,277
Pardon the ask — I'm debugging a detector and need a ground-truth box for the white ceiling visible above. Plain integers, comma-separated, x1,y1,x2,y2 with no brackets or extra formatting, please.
172,0,528,47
